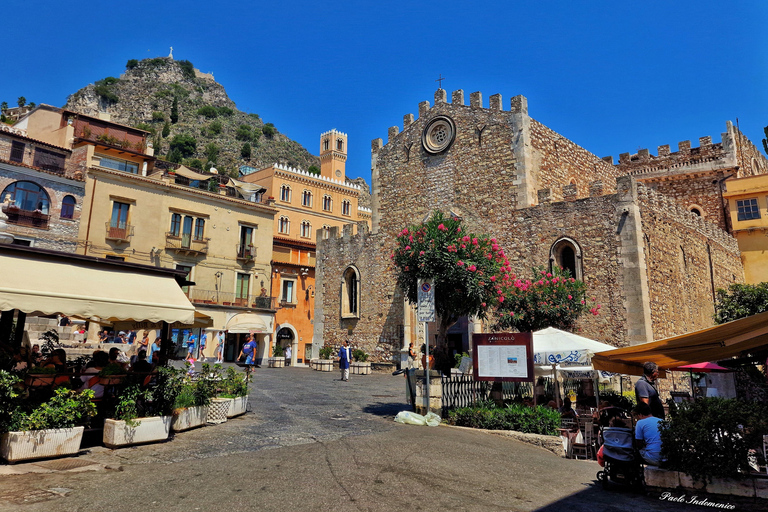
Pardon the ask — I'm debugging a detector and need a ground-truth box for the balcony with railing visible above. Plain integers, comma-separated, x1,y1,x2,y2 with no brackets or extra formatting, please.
236,243,257,262
105,222,134,242
1,205,49,229
187,289,277,310
72,118,148,155
165,232,209,256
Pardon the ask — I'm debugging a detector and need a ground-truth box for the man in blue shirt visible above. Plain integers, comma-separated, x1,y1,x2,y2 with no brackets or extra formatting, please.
338,340,351,382
634,402,664,466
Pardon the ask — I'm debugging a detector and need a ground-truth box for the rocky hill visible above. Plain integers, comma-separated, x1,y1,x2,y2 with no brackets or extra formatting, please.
64,57,319,176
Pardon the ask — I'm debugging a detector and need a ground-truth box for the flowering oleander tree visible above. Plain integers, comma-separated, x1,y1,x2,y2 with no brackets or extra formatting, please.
392,211,511,346
494,266,598,332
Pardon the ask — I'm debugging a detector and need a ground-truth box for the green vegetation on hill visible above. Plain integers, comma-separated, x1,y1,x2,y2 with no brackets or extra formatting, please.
62,56,320,176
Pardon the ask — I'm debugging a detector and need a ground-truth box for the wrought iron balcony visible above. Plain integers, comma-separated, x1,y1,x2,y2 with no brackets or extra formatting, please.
2,205,49,229
236,243,257,262
165,232,209,256
105,222,133,242
187,289,276,310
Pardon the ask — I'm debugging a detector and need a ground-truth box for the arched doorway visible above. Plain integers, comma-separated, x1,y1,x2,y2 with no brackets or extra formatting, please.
276,327,294,364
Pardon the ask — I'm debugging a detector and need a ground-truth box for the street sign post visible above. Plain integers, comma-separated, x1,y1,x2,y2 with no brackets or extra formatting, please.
417,279,435,413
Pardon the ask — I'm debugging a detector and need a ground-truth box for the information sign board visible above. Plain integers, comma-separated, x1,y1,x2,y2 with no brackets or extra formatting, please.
472,332,534,382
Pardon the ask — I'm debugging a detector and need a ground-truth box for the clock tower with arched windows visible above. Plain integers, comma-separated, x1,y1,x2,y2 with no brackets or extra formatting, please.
319,129,347,181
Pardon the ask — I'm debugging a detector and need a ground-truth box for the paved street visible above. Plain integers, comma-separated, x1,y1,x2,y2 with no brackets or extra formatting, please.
0,367,758,511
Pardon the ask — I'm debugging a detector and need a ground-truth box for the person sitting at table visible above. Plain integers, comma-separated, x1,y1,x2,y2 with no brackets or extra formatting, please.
30,344,43,365
9,348,28,372
634,402,664,466
79,350,109,399
108,347,129,370
42,348,68,373
131,350,153,373
559,398,578,419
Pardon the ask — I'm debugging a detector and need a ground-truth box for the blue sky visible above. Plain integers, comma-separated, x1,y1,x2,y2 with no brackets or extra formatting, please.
3,1,767,185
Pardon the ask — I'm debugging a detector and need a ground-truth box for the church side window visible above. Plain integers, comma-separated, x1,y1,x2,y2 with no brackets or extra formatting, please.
341,266,360,318
549,237,582,281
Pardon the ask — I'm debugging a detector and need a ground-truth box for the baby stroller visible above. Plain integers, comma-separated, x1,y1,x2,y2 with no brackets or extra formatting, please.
596,427,644,490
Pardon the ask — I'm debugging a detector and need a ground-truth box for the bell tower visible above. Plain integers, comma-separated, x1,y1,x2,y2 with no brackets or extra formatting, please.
320,129,347,180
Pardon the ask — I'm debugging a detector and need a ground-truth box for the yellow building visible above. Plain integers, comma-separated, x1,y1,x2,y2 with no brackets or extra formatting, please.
724,174,768,284
20,107,279,361
240,130,371,364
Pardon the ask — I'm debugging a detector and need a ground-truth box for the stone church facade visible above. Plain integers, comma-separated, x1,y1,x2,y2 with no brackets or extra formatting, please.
313,89,767,363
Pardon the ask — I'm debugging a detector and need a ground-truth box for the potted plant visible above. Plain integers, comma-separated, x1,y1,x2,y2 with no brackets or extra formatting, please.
1,371,96,463
268,344,285,368
99,363,127,386
218,367,249,418
317,346,334,372
103,367,181,448
350,349,371,375
171,366,215,431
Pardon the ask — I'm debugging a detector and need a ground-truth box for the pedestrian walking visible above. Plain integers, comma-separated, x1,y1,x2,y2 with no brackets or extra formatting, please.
284,344,291,366
338,340,351,381
199,331,207,360
216,331,225,363
407,342,417,369
238,334,259,378
187,334,196,359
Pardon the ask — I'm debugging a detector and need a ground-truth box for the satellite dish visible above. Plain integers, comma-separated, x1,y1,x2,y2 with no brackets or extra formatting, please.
209,167,218,174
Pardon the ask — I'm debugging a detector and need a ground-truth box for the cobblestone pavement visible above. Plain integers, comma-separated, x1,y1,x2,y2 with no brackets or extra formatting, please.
0,367,760,511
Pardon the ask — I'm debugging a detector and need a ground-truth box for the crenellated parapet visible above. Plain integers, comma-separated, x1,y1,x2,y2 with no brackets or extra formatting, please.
271,163,361,190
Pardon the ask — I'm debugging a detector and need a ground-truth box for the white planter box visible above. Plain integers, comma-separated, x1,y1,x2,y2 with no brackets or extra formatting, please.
317,359,334,372
226,396,248,418
1,427,84,463
268,357,285,368
103,416,171,448
207,398,231,424
351,362,371,375
171,406,209,432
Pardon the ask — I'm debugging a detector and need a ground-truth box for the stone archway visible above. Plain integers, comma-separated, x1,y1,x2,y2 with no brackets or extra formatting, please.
276,323,298,365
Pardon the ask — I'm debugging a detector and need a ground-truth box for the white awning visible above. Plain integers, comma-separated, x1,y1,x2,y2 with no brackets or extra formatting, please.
0,248,195,324
225,312,271,333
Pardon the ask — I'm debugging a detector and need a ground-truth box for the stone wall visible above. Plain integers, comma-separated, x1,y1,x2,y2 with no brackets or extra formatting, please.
637,183,743,340
640,174,729,231
0,163,84,252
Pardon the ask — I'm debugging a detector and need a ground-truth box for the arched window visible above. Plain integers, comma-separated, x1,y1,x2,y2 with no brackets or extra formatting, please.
322,225,331,240
323,139,329,151
194,218,205,240
170,213,182,236
1,181,50,214
341,200,351,216
301,190,312,207
336,139,344,151
549,237,583,280
60,195,76,219
278,216,290,234
341,266,360,318
300,220,311,238
323,195,332,212
280,185,291,202
688,204,705,218
690,208,701,216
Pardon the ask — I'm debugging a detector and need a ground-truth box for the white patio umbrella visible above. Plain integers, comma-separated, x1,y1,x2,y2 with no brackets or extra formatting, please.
532,327,617,407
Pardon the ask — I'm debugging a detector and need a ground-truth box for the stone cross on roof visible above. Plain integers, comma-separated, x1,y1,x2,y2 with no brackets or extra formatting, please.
435,74,446,90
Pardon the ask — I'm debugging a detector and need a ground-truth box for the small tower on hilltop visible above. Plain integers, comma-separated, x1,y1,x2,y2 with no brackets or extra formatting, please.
320,129,347,180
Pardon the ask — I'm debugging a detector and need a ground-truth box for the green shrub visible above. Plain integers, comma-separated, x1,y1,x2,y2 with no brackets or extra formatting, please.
186,158,203,170
453,351,470,368
94,78,120,103
177,59,195,80
196,105,218,118
15,388,96,431
0,371,22,433
169,133,197,158
307,165,320,175
248,113,260,120
204,142,219,164
152,111,165,121
319,346,334,359
235,124,252,141
170,96,179,124
126,59,138,70
135,122,155,135
174,384,196,410
217,106,234,116
660,398,768,482
162,121,171,138
241,143,251,160
352,349,368,362
208,120,222,135
262,123,276,138
219,367,249,398
447,403,560,435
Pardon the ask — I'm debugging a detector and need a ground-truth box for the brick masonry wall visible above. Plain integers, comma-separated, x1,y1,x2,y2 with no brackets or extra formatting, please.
529,119,621,200
0,165,85,252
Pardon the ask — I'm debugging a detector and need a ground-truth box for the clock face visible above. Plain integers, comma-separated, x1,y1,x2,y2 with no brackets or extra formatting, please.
422,116,456,154
335,170,341,177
